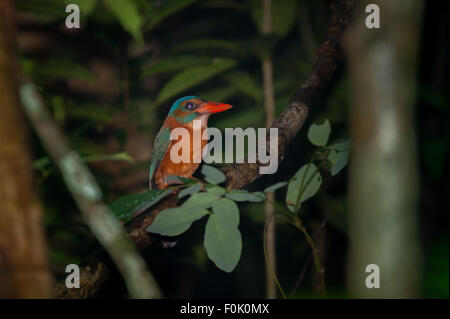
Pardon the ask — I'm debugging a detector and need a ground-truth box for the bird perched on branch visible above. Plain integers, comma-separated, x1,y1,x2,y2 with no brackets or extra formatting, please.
149,96,232,189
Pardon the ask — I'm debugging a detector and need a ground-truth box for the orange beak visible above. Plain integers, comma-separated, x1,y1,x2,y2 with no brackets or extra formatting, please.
196,101,233,114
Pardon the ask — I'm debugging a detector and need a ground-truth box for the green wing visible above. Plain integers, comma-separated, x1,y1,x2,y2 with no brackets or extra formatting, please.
149,127,171,189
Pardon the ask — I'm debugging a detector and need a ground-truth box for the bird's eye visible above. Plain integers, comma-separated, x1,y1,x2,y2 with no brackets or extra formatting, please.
185,102,195,110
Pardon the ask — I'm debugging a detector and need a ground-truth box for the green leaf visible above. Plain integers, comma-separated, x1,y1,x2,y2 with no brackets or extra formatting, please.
246,192,266,202
225,190,250,202
307,119,331,147
200,164,227,185
225,190,265,202
204,198,242,272
264,181,287,193
171,39,241,55
147,207,208,236
103,0,143,42
109,189,172,222
286,164,322,212
33,59,94,82
331,151,349,176
223,72,261,101
183,192,217,210
156,58,236,104
178,183,202,199
141,55,212,77
329,139,351,151
247,0,297,36
65,0,98,15
206,186,226,197
146,0,199,29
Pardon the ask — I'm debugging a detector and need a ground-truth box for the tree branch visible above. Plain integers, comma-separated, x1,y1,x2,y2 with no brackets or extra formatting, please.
20,83,162,299
57,0,357,298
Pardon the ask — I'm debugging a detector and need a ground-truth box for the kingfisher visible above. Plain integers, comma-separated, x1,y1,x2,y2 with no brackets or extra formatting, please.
149,96,232,190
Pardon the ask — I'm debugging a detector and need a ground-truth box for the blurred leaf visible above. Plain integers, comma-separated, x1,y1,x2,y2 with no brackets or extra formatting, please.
201,0,245,10
16,0,67,21
109,189,172,222
156,58,236,104
171,39,241,55
178,183,203,199
329,139,351,151
212,107,263,130
198,86,238,103
330,151,349,176
65,0,98,15
224,71,261,101
200,164,227,184
142,55,212,77
308,119,331,147
264,181,287,193
32,59,94,82
146,0,199,29
103,0,143,41
147,207,208,236
286,163,322,212
64,103,117,122
204,198,242,272
247,0,297,36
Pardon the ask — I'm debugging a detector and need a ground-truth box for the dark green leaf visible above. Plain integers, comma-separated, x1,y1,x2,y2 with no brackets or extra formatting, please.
204,198,242,272
141,55,212,77
200,164,227,184
103,0,143,41
331,151,349,176
156,58,236,104
147,0,199,29
264,181,287,193
247,0,297,36
286,164,322,212
109,189,172,222
206,186,226,197
147,207,208,236
178,183,203,199
307,119,331,147
329,139,352,151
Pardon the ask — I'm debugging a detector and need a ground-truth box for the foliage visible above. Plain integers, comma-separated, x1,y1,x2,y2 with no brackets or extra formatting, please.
110,121,350,283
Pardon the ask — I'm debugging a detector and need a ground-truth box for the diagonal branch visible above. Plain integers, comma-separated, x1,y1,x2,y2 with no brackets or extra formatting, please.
57,0,357,298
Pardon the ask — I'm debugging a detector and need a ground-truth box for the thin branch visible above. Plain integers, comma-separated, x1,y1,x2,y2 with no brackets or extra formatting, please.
20,83,162,299
222,0,356,189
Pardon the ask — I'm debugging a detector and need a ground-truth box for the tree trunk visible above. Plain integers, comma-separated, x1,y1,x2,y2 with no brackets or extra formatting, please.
345,0,423,298
0,0,53,298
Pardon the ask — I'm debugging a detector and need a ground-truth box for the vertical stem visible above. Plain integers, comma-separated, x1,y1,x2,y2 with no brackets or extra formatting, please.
345,0,423,298
261,0,277,299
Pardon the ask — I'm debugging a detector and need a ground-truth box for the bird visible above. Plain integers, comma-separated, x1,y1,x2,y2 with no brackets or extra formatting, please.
149,96,232,190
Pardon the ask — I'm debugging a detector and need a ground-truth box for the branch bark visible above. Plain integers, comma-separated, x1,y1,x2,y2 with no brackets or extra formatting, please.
20,82,162,299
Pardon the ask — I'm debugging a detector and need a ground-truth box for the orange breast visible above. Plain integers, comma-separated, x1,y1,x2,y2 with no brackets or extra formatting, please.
154,118,207,189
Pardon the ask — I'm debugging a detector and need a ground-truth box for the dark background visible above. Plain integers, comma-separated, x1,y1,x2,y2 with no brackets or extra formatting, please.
11,0,448,298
